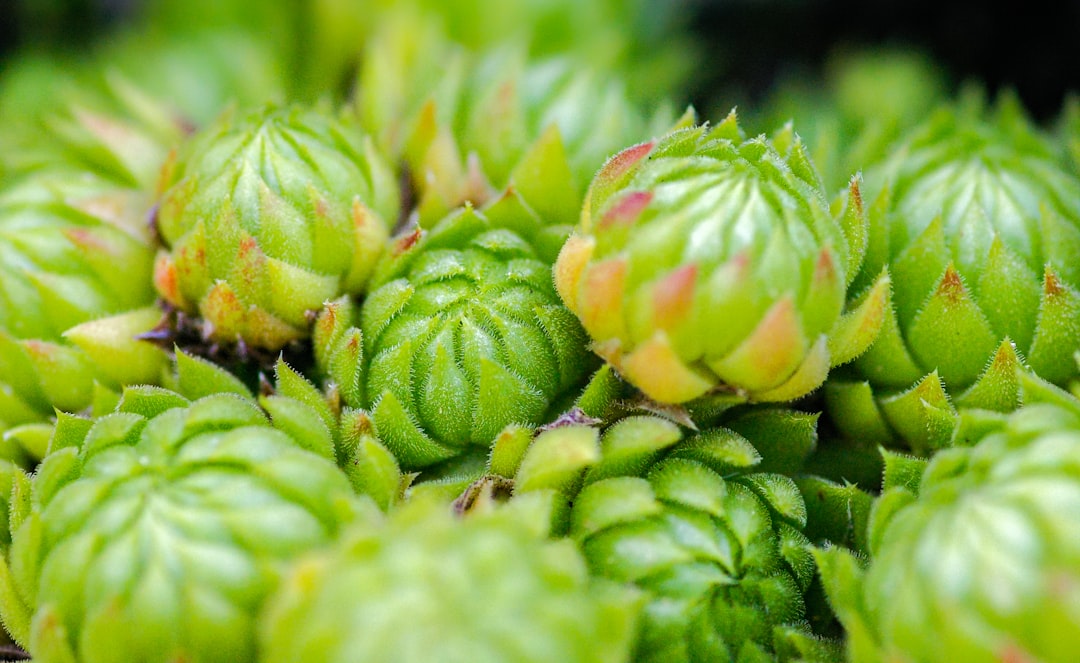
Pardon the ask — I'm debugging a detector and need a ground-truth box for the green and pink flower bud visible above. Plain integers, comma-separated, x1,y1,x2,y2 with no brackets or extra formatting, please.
556,113,887,405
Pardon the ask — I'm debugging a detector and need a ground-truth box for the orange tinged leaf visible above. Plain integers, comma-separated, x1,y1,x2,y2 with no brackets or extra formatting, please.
392,228,423,257
201,281,247,343
153,253,185,308
578,257,629,342
708,295,807,392
936,264,966,302
553,234,595,311
597,141,653,183
754,335,830,402
583,141,654,230
652,264,697,330
830,271,891,366
621,331,713,403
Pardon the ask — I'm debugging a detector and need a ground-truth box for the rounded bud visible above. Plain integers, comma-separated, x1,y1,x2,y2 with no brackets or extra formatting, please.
155,104,400,350
557,115,880,404
1,389,360,662
836,390,1080,662
261,496,640,663
358,191,595,470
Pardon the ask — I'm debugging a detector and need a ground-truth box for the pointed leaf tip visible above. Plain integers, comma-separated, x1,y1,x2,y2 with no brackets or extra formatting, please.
598,141,655,184
937,263,967,302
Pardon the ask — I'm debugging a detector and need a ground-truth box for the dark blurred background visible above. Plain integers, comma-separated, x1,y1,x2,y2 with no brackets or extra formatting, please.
685,0,1080,124
1,0,1078,123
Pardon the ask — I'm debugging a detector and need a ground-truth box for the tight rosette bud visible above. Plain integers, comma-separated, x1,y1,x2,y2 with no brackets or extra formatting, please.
154,104,399,351
826,92,1080,453
260,495,640,663
478,402,838,662
0,170,167,460
0,387,361,662
555,112,887,405
355,190,596,471
818,376,1080,662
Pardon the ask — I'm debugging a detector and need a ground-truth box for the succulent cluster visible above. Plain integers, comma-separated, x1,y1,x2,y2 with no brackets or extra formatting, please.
1,0,1079,661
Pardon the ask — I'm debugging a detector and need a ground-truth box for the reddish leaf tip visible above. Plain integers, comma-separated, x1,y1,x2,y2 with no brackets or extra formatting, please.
598,141,654,183
1044,267,1066,297
936,264,966,302
600,191,653,229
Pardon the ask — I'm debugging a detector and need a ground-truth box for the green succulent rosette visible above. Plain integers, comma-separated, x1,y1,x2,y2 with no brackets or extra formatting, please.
818,374,1080,662
431,373,842,663
483,404,839,663
0,385,363,662
154,103,399,351
353,8,675,227
260,493,641,663
554,113,888,405
340,188,595,472
825,92,1080,453
0,170,168,464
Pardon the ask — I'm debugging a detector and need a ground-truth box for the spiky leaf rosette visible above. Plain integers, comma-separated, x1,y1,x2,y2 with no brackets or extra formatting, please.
354,9,675,226
153,103,399,351
490,410,838,663
353,190,596,471
818,375,1080,663
555,113,887,406
167,346,406,514
826,92,1080,453
261,493,640,663
0,386,362,662
0,170,168,462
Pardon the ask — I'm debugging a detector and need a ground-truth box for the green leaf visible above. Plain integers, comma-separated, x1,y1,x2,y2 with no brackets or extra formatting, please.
260,395,336,461
905,264,998,389
585,416,682,484
796,476,873,554
515,425,599,496
174,349,253,400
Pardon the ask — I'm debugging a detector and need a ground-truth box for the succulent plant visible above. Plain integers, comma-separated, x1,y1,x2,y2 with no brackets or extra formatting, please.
153,103,400,352
485,406,840,663
0,169,168,464
261,493,641,663
0,385,363,663
817,374,1080,662
353,8,675,227
554,113,889,406
339,188,596,472
825,92,1080,453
